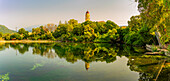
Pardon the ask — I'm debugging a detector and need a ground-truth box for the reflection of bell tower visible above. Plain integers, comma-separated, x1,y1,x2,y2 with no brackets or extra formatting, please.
85,11,90,21
85,62,90,71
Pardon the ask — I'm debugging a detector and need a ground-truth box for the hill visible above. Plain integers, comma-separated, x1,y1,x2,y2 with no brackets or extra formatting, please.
0,25,16,34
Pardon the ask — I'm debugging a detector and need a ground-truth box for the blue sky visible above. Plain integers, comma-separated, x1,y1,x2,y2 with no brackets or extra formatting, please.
0,0,139,30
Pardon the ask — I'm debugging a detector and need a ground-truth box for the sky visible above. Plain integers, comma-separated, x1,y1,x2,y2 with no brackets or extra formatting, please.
0,0,139,30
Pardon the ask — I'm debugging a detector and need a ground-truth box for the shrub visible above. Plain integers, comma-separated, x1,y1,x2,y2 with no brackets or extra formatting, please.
151,44,158,52
167,45,170,52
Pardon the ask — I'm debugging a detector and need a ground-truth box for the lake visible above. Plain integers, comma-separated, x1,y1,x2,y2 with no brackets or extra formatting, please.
0,43,169,81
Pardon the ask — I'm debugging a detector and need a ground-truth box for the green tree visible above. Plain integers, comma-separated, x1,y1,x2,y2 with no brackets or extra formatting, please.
96,22,106,34
18,28,26,34
40,26,45,35
53,24,67,38
18,28,29,39
105,20,119,31
135,0,170,47
32,28,41,35
0,32,2,37
10,33,21,40
73,24,84,36
4,34,11,40
128,15,142,31
68,19,78,26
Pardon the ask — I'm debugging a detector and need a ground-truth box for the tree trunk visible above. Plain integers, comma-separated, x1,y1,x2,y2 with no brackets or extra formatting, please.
155,31,163,48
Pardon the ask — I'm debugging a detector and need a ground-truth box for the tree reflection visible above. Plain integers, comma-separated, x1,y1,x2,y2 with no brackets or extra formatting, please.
0,43,6,51
1,43,169,79
53,43,119,64
127,56,170,81
4,42,164,73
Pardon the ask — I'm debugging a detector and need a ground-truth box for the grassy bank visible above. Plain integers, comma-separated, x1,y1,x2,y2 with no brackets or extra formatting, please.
0,40,56,43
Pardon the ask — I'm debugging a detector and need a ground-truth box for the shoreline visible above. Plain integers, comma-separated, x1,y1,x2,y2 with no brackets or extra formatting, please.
0,40,56,43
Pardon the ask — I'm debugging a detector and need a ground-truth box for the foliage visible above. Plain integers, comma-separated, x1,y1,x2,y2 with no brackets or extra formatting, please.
0,32,2,37
31,63,44,70
10,33,21,40
18,28,29,39
32,28,41,35
52,20,120,42
151,44,158,52
68,19,78,26
3,34,11,40
18,28,26,34
125,11,160,46
135,0,170,45
0,73,10,81
167,45,170,52
128,15,141,31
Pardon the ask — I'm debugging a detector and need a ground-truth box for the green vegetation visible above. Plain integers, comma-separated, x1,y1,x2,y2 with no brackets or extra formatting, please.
134,0,170,47
167,27,170,40
0,0,169,47
53,20,120,42
0,25,15,34
0,73,10,81
0,20,121,43
167,45,170,52
151,44,158,52
31,63,44,70
1,43,168,81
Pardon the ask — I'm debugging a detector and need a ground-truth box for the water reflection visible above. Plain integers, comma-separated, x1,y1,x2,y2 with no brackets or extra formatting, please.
0,43,145,69
128,56,170,81
0,43,169,81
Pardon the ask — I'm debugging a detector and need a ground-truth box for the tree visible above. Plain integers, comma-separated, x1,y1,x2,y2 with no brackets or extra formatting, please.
73,24,84,36
59,20,62,25
18,28,29,39
18,28,26,35
68,19,78,26
40,26,45,35
0,32,2,37
32,28,41,35
135,0,170,47
4,34,10,40
105,20,119,30
10,33,21,40
128,15,142,31
96,22,107,34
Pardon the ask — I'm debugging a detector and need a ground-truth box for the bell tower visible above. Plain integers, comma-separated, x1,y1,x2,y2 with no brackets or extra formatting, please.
85,11,90,21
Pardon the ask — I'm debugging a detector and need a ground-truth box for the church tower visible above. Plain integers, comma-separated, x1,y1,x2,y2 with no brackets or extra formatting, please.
85,11,90,21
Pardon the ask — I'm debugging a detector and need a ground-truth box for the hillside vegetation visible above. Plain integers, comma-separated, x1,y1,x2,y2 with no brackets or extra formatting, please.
0,25,16,34
167,27,170,39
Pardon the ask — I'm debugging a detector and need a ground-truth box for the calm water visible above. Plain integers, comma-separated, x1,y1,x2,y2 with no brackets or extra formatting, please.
0,43,169,81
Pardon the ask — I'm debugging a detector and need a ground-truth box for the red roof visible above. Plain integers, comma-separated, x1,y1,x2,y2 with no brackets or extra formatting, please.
86,11,89,13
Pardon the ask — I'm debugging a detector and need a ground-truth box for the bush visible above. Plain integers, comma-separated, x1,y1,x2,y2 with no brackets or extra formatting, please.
10,33,21,40
151,44,158,52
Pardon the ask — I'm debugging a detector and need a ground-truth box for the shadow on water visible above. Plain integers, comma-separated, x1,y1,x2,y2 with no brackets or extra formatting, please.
0,43,169,81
